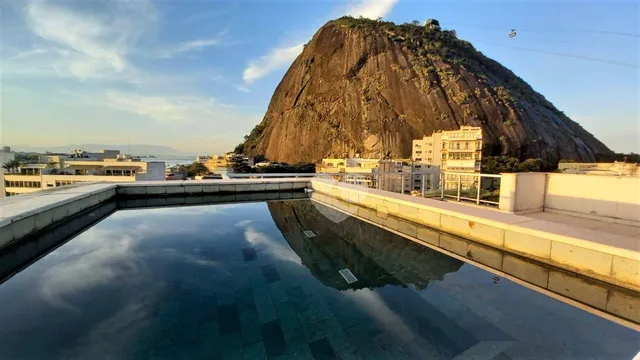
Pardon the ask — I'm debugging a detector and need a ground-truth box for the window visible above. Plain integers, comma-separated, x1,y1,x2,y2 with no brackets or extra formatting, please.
415,158,422,161
415,151,422,154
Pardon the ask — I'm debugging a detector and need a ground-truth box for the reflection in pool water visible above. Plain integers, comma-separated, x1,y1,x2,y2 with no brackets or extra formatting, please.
0,200,637,359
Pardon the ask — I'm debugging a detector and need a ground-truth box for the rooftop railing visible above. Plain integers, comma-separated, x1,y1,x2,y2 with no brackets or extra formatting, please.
228,171,501,206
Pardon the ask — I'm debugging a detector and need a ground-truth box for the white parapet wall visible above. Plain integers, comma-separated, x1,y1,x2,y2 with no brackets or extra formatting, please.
310,178,640,293
544,173,640,223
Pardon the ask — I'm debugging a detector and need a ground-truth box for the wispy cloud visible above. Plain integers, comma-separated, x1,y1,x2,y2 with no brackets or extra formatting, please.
240,0,398,86
233,84,252,93
105,91,232,124
156,30,229,58
23,0,157,79
242,43,304,84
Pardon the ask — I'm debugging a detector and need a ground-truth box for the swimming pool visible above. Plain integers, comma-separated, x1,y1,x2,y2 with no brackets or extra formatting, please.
0,199,637,359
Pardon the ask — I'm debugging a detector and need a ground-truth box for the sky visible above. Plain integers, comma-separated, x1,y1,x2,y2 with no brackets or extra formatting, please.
1,0,638,154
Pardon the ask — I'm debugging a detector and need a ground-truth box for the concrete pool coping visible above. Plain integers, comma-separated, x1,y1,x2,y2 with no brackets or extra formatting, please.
310,179,640,293
0,179,310,249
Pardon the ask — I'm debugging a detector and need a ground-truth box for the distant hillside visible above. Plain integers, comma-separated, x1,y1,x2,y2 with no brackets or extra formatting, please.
12,144,194,156
240,16,613,164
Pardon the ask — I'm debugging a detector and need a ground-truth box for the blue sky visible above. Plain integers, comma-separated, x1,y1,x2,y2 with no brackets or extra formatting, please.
1,0,638,154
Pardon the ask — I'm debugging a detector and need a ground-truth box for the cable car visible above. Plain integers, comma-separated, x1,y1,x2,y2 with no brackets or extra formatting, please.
509,29,517,38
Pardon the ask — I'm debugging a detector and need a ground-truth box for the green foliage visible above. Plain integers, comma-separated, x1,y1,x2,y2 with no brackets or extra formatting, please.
2,159,22,174
482,156,544,174
178,162,210,177
233,142,245,154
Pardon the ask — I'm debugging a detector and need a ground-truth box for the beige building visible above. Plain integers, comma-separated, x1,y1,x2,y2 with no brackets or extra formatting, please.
317,158,382,187
2,150,165,197
413,126,482,189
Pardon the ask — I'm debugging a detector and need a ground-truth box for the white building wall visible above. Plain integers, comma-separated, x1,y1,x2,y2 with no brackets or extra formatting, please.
135,162,166,181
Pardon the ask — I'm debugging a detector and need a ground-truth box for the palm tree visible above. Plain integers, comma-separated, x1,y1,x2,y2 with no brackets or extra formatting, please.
3,159,22,174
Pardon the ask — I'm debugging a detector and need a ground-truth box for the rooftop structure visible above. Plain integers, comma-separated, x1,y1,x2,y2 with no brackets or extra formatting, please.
558,161,639,177
2,150,165,197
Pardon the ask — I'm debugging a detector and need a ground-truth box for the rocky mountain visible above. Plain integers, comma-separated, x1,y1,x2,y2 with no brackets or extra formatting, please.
240,17,612,164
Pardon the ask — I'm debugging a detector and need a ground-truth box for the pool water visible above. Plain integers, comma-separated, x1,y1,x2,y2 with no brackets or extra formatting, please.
0,200,637,359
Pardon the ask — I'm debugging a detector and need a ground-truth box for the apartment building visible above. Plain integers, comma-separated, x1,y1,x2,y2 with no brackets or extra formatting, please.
317,158,382,187
2,150,165,197
412,126,483,189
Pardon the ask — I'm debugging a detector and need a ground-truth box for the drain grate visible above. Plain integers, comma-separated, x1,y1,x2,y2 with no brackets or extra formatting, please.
303,230,316,238
338,268,358,284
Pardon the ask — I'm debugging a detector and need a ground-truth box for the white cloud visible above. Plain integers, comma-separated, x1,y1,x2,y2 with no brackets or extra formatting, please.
242,43,304,84
177,39,220,52
345,0,399,19
104,91,231,124
240,0,398,86
23,0,157,79
233,84,252,93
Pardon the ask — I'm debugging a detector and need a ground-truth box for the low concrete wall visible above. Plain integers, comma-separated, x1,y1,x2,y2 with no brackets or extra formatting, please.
544,173,640,223
0,179,311,250
499,173,546,214
311,178,640,292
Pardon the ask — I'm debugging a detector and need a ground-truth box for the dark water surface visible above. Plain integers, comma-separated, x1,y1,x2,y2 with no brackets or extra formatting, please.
0,200,637,359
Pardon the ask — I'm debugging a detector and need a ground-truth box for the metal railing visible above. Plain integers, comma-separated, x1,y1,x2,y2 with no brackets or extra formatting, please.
227,171,501,206
440,171,501,205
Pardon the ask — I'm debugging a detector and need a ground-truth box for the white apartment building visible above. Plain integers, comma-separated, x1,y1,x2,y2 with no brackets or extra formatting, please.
413,126,483,189
317,158,383,188
2,150,165,197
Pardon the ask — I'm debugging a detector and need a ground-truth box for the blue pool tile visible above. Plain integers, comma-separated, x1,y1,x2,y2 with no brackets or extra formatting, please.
255,294,278,323
288,344,315,360
217,281,236,305
335,347,362,360
243,341,267,360
302,317,331,343
285,286,309,313
261,265,281,283
240,308,262,345
219,303,241,334
199,246,217,261
220,333,244,360
198,320,219,342
308,337,337,360
284,327,309,349
199,294,218,323
274,301,301,332
269,353,292,360
177,340,221,360
242,248,257,262
174,318,199,345
261,320,287,358
235,286,257,314
268,282,289,303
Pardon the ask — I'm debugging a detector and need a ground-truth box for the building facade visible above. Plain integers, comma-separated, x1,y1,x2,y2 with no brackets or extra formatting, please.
2,150,165,197
413,126,483,190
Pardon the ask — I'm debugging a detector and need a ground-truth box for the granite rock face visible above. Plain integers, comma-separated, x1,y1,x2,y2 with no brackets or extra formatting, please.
243,17,612,164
